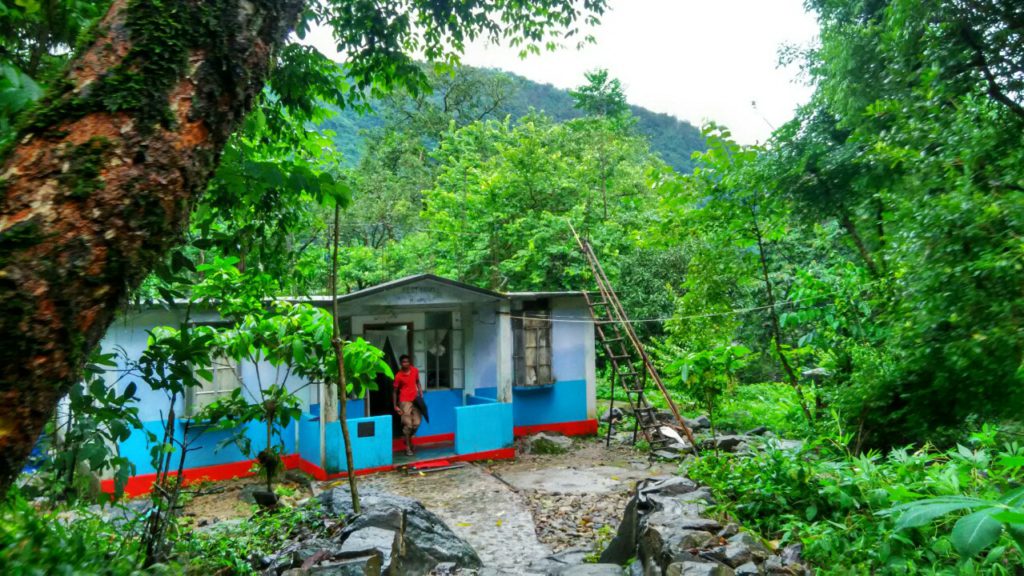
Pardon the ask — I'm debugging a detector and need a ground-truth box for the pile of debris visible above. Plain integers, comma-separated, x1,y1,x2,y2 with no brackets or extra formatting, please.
601,408,802,460
599,476,810,576
262,487,483,575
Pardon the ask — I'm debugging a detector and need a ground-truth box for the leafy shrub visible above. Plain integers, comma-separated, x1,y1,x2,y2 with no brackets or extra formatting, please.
174,502,329,575
0,492,147,575
714,382,810,437
689,429,1024,573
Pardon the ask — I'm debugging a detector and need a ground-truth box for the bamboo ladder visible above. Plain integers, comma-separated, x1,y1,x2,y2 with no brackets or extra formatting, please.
570,224,699,453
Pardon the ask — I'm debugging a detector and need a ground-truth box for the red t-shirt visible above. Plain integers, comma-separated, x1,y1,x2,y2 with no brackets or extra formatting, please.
394,367,420,402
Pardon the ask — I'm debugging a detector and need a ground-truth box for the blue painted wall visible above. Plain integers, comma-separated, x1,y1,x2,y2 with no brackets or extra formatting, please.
455,401,513,455
415,389,463,437
119,419,296,476
474,387,498,400
466,395,496,406
512,379,588,427
299,415,320,465
325,415,392,472
469,303,499,390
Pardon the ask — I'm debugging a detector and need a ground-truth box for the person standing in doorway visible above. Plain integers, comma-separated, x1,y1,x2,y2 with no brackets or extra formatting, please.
392,354,423,456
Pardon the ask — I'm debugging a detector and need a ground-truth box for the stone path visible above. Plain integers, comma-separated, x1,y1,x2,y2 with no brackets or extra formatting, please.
361,438,677,574
364,464,549,573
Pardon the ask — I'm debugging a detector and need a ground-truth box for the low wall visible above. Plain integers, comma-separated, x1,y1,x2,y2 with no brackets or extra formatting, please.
325,415,392,473
454,399,513,455
512,379,588,428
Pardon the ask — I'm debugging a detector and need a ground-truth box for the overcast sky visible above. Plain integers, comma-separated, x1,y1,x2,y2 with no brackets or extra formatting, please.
308,0,819,144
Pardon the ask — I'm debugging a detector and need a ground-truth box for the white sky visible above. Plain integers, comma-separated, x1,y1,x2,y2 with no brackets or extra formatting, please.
307,0,819,144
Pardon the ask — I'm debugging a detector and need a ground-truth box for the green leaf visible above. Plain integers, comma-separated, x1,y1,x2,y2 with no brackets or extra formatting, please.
806,504,818,521
991,510,1024,525
890,498,989,530
951,509,1003,557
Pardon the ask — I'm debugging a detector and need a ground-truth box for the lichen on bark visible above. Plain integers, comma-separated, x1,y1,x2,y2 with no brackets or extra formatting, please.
0,0,305,492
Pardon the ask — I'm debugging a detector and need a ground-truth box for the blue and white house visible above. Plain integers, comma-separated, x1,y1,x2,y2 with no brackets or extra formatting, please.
97,274,597,494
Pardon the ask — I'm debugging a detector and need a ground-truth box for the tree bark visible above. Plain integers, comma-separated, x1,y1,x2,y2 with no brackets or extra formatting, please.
0,0,303,493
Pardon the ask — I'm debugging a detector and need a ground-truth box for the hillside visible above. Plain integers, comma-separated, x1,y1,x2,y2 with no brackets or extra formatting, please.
318,67,704,173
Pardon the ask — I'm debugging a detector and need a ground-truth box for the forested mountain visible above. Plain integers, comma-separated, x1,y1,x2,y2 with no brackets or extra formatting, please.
319,66,704,173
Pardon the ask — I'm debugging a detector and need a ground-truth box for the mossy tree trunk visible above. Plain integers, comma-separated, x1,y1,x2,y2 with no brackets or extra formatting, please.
0,0,304,493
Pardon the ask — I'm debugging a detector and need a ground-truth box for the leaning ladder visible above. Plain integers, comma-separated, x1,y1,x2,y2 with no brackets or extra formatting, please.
570,225,699,453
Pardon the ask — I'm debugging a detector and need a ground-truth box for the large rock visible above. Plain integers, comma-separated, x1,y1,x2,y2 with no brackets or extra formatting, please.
600,476,725,573
559,564,627,575
526,548,590,574
600,407,625,423
667,561,735,576
521,432,573,455
726,533,769,560
317,487,482,575
683,416,712,431
701,435,751,453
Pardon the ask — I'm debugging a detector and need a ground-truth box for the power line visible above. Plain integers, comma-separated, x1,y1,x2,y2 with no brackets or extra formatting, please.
498,278,882,325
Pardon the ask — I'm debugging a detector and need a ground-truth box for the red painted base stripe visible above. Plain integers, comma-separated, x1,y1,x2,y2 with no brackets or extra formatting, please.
100,458,265,497
514,419,598,438
392,433,455,452
453,447,516,462
318,465,396,480
101,444,517,497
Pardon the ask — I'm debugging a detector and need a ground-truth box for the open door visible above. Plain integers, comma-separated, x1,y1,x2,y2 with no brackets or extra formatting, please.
363,324,412,439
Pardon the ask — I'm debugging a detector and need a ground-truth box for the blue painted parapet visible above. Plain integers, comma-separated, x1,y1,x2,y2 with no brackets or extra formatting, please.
511,379,588,428
454,399,513,455
325,415,393,473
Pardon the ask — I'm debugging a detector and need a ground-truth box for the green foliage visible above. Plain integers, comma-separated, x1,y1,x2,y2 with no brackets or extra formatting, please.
671,344,750,435
689,426,1024,573
570,68,630,121
714,382,810,439
319,65,705,173
174,502,328,575
26,349,144,502
0,490,146,575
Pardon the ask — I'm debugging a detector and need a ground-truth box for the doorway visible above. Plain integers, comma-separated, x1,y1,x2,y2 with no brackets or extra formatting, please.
363,323,413,438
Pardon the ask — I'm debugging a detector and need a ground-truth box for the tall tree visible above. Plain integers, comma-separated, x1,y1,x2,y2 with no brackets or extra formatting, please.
0,0,607,491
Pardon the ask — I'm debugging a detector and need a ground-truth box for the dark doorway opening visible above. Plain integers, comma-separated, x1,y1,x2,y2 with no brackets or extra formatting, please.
364,323,412,438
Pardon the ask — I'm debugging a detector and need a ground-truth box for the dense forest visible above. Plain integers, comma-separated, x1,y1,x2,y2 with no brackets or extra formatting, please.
320,66,706,174
2,0,1024,574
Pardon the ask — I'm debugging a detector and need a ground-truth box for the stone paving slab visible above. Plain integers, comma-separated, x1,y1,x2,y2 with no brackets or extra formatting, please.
497,465,664,494
364,465,550,574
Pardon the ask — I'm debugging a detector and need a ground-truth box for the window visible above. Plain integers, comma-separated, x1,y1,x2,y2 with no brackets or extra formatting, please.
187,355,242,416
421,311,464,390
513,301,553,387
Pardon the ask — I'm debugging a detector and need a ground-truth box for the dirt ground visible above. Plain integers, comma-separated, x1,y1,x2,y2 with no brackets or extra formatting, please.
164,433,668,572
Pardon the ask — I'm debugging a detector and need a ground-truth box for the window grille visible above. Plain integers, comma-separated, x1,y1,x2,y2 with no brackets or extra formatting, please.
513,304,553,387
187,355,242,416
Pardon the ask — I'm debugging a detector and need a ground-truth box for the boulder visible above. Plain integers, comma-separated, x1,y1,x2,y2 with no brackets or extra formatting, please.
666,561,735,576
780,544,803,566
726,533,769,560
702,435,751,453
318,487,482,574
521,432,573,455
305,554,383,575
600,407,625,422
559,564,627,575
733,562,761,576
526,548,590,574
338,526,399,570
599,476,700,565
683,416,712,431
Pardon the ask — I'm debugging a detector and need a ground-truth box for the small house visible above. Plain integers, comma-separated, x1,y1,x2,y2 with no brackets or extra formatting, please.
97,274,597,495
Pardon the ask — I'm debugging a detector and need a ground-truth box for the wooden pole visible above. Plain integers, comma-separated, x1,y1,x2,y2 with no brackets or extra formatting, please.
331,203,360,514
